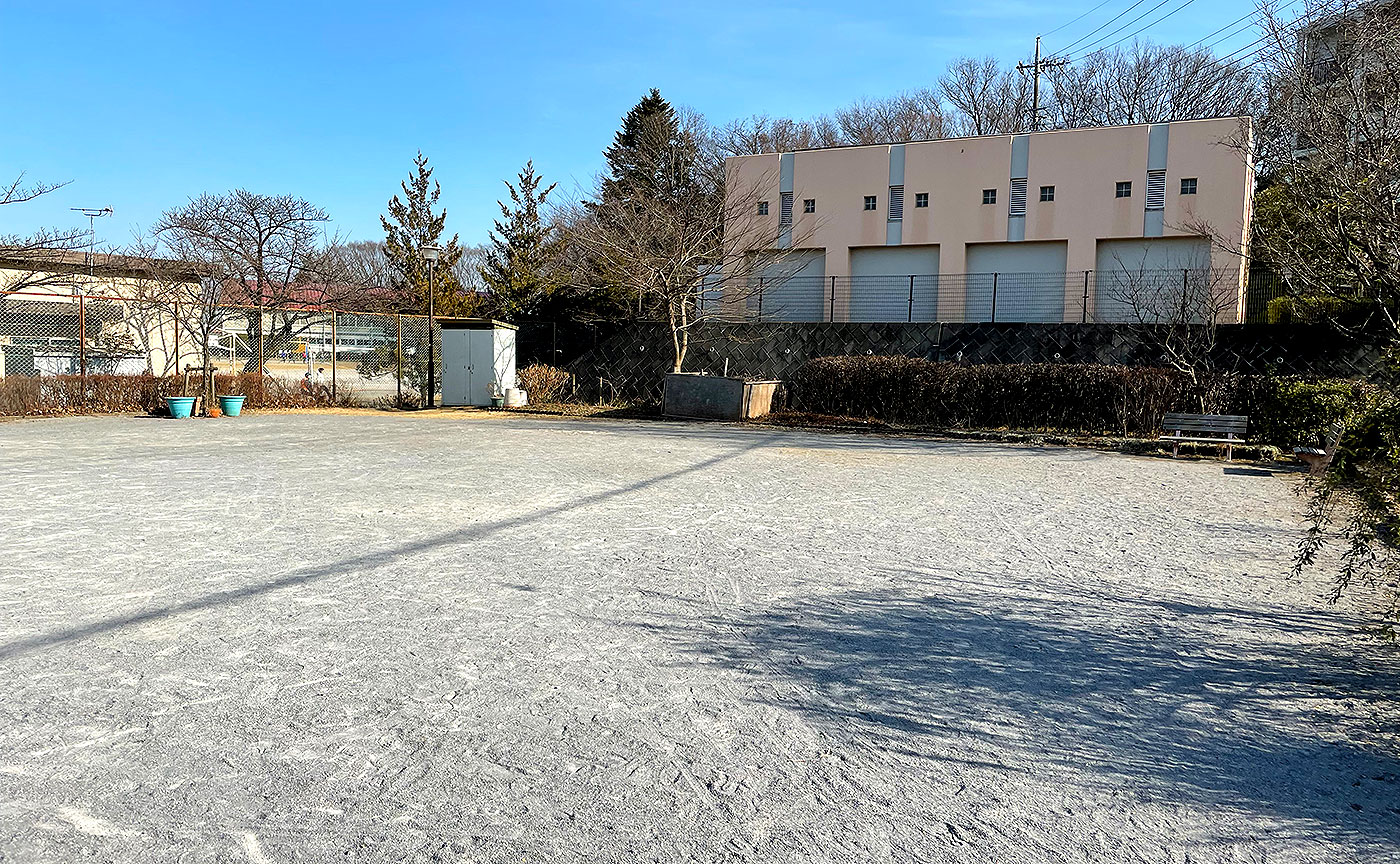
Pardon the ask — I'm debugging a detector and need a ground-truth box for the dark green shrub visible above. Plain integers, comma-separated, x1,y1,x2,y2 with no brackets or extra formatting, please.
789,356,1364,444
789,358,1189,437
1266,295,1369,326
0,371,345,417
1229,376,1370,450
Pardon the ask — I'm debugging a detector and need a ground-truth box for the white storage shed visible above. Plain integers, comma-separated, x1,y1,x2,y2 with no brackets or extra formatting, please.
439,318,517,407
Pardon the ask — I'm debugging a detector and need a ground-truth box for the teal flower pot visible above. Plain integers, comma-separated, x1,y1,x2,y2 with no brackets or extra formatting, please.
165,396,196,419
218,395,246,417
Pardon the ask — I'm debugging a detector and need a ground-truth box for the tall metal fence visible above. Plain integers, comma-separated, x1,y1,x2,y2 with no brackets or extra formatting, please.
696,268,1290,325
0,290,442,406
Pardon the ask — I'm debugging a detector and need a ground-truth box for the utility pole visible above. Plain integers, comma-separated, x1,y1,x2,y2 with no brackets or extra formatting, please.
1017,37,1068,132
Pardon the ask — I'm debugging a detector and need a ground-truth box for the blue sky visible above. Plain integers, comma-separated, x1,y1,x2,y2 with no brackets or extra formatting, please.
0,0,1264,249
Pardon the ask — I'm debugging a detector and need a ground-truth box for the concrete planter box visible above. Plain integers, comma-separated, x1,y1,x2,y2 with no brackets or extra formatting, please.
662,373,781,421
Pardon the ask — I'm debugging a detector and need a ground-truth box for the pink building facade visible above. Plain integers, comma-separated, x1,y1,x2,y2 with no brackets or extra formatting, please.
724,117,1255,323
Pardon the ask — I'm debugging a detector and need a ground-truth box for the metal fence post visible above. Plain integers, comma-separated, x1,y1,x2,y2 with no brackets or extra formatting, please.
330,311,338,401
172,299,180,375
829,275,836,322
908,275,915,323
257,305,266,402
990,273,999,323
1082,271,1091,323
1181,268,1189,320
396,313,403,406
77,294,87,406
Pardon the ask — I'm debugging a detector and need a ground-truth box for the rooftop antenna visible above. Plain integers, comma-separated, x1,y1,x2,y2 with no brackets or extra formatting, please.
70,207,113,280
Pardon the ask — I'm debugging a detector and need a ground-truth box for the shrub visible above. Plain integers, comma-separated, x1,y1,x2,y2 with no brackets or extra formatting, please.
1231,375,1371,450
787,356,1363,444
0,371,350,417
789,357,1187,437
1266,295,1369,326
516,364,572,403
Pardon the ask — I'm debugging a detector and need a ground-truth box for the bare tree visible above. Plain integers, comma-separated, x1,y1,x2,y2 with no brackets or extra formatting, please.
0,173,90,292
833,91,948,144
155,190,358,373
1251,0,1400,338
716,114,846,156
941,56,1032,136
568,96,811,372
1103,253,1241,411
1243,0,1400,618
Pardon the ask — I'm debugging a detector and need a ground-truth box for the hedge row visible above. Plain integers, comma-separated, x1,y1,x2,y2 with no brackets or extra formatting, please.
786,356,1366,446
0,372,351,417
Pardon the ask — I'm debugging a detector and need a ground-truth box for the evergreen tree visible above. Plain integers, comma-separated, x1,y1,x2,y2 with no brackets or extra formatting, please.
481,161,558,320
381,151,473,315
599,89,701,206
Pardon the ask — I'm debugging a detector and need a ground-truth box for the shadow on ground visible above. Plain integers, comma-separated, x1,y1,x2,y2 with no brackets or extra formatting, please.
664,582,1400,843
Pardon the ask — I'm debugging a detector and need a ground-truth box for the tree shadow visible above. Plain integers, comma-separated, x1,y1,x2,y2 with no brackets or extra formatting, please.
0,437,769,660
666,583,1400,843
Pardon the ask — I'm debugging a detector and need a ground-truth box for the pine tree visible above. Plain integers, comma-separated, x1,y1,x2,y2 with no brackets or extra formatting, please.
480,161,558,320
381,152,473,316
599,89,699,206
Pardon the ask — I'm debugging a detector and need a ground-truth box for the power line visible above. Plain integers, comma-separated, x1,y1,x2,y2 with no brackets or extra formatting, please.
1042,0,1120,38
1055,0,1153,55
1181,10,1261,51
1065,0,1198,61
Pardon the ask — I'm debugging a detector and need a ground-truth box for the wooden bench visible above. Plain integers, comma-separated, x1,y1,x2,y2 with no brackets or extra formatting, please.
1294,422,1344,475
1159,412,1249,461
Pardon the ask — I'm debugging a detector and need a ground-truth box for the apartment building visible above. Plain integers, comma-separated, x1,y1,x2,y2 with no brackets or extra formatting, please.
724,116,1254,323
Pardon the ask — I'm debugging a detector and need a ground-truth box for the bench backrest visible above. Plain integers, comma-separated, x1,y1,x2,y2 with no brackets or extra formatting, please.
1162,412,1248,436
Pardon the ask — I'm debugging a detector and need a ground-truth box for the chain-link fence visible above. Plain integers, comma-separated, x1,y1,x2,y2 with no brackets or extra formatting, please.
0,290,442,413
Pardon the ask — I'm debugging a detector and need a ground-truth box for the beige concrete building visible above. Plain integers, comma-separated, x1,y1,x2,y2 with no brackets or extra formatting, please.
0,250,203,376
725,117,1254,323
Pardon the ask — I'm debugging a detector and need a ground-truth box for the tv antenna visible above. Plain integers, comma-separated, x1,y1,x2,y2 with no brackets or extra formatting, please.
70,207,113,279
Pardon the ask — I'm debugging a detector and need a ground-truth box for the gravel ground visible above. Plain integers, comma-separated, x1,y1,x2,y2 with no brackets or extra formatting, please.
1,412,1397,863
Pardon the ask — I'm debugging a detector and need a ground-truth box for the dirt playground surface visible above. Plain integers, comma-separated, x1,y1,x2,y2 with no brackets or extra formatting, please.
1,413,1397,862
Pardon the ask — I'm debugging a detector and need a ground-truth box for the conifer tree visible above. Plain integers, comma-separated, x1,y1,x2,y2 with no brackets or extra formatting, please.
599,89,703,207
481,161,558,320
381,152,473,315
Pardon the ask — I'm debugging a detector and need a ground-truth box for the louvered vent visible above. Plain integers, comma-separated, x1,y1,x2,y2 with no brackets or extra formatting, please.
888,185,904,221
1146,170,1166,210
1009,178,1028,216
780,192,794,226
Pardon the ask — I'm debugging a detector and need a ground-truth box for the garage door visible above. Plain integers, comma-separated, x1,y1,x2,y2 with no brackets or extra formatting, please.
1094,237,1212,323
848,246,939,322
750,250,826,322
964,241,1068,323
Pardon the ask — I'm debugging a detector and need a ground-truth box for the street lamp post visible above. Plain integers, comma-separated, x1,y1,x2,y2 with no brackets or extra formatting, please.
419,243,442,407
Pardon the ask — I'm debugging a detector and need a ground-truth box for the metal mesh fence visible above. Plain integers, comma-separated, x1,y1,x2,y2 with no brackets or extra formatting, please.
0,290,442,411
698,269,1281,325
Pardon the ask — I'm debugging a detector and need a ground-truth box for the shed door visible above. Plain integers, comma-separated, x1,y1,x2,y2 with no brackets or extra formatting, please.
440,328,469,406
469,329,497,405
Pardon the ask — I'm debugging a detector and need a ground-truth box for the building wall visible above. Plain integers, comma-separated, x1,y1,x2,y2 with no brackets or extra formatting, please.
0,265,200,376
725,117,1255,323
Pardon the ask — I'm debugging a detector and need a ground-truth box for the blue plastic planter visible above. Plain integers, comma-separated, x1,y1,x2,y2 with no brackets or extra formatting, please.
218,395,246,417
165,396,196,419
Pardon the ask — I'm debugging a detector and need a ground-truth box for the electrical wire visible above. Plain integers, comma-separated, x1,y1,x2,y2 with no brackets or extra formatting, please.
1065,0,1200,61
1042,0,1121,38
1055,0,1153,55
